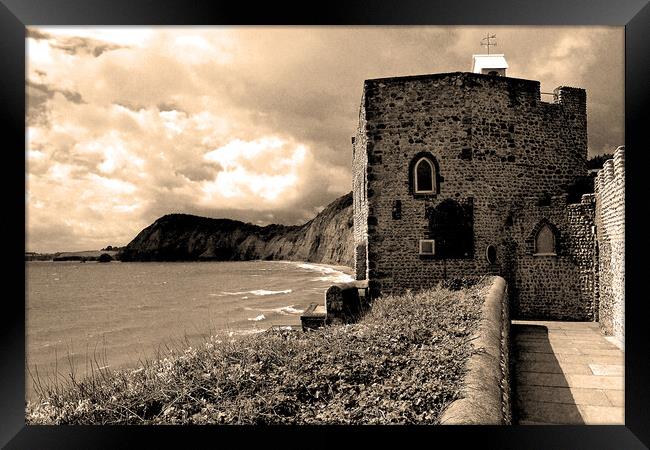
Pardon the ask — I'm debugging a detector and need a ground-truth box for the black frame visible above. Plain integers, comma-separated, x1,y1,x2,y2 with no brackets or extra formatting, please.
2,0,649,448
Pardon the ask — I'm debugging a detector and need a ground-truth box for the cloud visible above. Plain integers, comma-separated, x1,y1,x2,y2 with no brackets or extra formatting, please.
27,28,126,57
26,80,85,126
25,26,624,252
175,162,222,182
26,28,50,41
201,137,333,206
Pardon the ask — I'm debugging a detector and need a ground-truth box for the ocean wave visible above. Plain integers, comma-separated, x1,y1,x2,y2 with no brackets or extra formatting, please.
296,263,354,283
247,314,266,322
252,289,292,296
228,329,266,337
280,306,304,314
311,274,355,283
244,305,304,316
221,289,292,296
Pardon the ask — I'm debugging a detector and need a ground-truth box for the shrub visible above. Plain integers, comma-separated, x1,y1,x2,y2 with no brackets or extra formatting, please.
97,253,113,263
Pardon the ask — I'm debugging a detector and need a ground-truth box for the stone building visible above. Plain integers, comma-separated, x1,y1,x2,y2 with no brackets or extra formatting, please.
351,54,617,322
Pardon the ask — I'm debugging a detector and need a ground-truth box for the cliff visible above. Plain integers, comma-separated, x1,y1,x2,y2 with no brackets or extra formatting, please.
119,192,354,267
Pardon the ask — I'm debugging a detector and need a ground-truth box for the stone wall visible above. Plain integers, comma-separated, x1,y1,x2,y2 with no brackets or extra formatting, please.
595,147,625,341
567,195,599,319
352,90,369,281
509,194,597,320
353,72,591,318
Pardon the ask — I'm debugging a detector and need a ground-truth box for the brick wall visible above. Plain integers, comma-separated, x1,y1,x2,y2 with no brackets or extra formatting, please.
352,72,591,318
595,147,625,340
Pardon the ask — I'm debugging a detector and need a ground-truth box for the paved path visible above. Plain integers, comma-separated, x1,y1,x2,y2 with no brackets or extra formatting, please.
512,320,624,425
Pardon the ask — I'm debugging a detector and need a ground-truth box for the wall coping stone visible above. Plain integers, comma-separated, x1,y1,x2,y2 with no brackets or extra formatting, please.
439,276,510,425
364,71,540,88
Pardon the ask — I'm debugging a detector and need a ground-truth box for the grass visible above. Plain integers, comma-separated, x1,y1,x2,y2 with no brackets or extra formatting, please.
26,277,490,425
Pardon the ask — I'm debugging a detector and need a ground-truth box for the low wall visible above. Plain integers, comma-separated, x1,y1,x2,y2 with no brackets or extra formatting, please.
301,280,369,330
439,276,511,425
324,280,369,325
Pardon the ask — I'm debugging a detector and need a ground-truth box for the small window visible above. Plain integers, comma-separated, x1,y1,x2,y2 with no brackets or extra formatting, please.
392,200,402,220
535,224,556,255
414,158,435,194
419,239,435,255
487,70,499,76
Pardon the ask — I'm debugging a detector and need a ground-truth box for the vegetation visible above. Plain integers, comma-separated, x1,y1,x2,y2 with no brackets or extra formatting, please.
587,153,613,170
566,175,595,203
97,253,113,263
26,278,490,425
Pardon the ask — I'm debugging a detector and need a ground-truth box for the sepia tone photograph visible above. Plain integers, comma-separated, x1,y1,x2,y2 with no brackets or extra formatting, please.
24,25,625,426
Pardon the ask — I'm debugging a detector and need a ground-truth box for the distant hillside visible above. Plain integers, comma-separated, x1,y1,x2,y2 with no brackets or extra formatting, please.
119,192,354,267
25,250,120,262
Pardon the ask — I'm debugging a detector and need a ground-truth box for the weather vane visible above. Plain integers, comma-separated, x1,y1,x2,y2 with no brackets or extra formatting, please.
481,33,497,54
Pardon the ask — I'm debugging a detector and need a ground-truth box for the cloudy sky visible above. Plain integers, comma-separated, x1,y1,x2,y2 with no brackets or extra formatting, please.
26,26,624,253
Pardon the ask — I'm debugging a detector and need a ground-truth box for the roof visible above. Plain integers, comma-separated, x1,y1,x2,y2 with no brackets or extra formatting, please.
365,71,535,85
364,72,539,91
472,54,509,73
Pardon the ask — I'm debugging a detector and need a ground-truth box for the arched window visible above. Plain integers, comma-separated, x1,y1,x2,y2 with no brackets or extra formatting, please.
414,157,435,194
409,152,440,196
535,224,556,255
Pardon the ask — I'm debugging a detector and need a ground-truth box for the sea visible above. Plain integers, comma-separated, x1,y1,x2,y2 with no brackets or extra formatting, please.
25,260,353,400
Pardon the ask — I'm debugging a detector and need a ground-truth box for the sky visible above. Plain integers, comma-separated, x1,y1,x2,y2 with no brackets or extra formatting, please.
26,26,624,253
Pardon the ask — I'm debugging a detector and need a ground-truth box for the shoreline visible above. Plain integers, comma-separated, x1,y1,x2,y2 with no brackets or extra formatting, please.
26,260,353,402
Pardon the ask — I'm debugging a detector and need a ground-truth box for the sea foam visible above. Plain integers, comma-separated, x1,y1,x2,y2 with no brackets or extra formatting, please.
296,263,354,283
222,289,292,296
244,305,305,315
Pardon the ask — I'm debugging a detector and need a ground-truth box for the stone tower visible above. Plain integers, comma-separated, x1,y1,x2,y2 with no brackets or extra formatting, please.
352,61,597,320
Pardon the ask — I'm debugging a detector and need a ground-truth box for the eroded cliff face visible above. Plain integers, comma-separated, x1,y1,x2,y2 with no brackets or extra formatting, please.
119,192,354,267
